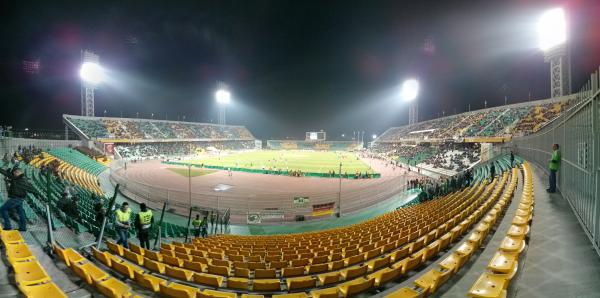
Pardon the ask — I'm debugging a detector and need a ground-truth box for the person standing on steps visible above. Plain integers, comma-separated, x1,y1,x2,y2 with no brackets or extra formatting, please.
115,202,132,248
0,167,36,231
135,203,153,249
547,143,561,193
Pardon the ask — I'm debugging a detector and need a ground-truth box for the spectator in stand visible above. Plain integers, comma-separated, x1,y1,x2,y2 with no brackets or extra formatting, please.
115,202,132,248
192,214,202,238
510,151,515,168
135,203,153,249
547,144,561,193
490,162,496,179
0,167,37,231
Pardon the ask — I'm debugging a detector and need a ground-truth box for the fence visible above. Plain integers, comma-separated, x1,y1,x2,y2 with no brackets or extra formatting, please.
511,67,600,255
109,159,408,225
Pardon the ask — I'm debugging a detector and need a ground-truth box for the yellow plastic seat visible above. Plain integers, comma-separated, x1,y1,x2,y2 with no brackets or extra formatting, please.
306,263,328,274
392,255,421,274
208,264,231,276
193,273,224,287
487,251,519,278
367,255,391,272
455,242,476,258
183,260,206,272
94,277,132,298
165,266,194,281
129,243,145,256
18,282,67,298
72,262,109,285
13,260,51,286
144,258,166,274
506,225,529,238
227,277,249,290
368,267,401,287
272,293,308,298
163,254,183,267
123,249,144,265
107,241,124,256
413,268,452,294
112,260,138,279
386,287,424,298
255,268,276,278
202,289,238,298
241,295,265,298
344,254,364,266
160,282,199,298
337,277,375,297
340,265,368,280
145,250,163,262
286,276,316,290
0,230,25,244
133,270,167,292
310,287,338,298
499,236,525,253
6,243,36,263
92,247,112,267
467,272,509,298
390,246,410,262
252,279,281,291
438,252,463,274
282,266,305,278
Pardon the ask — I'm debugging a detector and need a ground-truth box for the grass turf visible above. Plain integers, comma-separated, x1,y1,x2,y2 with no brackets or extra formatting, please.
166,167,217,177
188,150,375,174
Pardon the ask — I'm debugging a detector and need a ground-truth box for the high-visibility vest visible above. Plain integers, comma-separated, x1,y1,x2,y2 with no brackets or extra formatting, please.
138,210,153,226
192,219,201,227
116,209,131,224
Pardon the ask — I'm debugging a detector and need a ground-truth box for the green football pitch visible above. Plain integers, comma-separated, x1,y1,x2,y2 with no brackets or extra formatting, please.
188,150,375,174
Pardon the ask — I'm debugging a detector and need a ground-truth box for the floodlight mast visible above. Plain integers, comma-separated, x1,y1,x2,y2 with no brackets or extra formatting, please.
215,85,231,125
401,79,420,124
538,8,570,97
80,50,103,117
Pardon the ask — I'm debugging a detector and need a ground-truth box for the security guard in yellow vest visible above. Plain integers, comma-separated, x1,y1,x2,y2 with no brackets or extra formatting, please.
135,203,153,249
192,214,202,238
115,202,132,248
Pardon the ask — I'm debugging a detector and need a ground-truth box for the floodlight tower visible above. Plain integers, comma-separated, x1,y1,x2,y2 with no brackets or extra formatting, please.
538,8,570,97
215,84,231,125
401,79,420,124
80,50,104,117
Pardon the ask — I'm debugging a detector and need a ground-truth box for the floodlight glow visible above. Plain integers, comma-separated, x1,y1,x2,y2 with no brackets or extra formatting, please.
538,8,566,51
215,89,231,104
372,134,377,139
401,79,419,101
79,62,105,85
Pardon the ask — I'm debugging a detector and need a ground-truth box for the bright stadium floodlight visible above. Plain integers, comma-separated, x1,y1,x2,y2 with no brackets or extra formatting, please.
80,62,105,85
215,89,231,104
400,79,419,102
372,134,377,140
538,8,566,51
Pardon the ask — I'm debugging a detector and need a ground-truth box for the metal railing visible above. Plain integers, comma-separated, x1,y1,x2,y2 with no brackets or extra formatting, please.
511,66,600,255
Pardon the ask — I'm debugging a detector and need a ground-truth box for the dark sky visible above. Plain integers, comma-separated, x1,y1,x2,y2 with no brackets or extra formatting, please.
1,0,599,140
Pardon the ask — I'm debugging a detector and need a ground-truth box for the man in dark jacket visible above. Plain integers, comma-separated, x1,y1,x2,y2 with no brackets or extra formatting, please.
0,167,36,231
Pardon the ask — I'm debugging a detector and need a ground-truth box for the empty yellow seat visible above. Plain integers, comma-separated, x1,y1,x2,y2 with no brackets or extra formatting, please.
92,247,112,267
241,295,265,298
438,252,463,274
193,273,224,287
123,249,144,265
6,243,35,263
0,230,24,244
227,277,249,290
307,263,328,274
163,254,183,267
506,225,529,238
310,287,338,298
133,270,167,292
286,276,316,290
145,250,163,262
252,279,281,291
94,277,132,298
337,277,375,297
340,265,368,280
499,236,525,253
368,267,400,286
487,251,519,278
144,258,166,274
255,268,276,278
413,268,452,294
160,282,199,298
129,243,145,256
18,282,67,298
13,260,51,286
107,241,124,256
367,255,390,272
165,266,194,281
385,287,423,298
112,260,138,279
202,289,238,298
282,266,305,277
72,262,109,285
467,272,509,298
208,264,231,276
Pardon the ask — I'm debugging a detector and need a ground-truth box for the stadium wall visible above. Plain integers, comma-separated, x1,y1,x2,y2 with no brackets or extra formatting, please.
0,137,83,156
511,67,600,256
266,140,361,151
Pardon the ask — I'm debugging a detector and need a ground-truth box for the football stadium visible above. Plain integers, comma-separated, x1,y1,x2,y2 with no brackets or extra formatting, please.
1,2,600,298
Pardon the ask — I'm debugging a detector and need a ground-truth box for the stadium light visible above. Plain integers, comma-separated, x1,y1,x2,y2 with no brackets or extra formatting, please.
538,8,566,51
80,62,105,85
400,79,419,102
372,134,377,140
215,89,231,104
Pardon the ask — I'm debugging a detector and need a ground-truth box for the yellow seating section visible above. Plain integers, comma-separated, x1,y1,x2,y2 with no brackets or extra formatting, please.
387,166,520,297
0,226,67,297
100,169,519,296
467,162,534,298
30,153,103,195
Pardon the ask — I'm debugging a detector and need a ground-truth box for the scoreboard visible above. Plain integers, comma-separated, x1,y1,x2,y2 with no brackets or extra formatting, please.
306,131,326,141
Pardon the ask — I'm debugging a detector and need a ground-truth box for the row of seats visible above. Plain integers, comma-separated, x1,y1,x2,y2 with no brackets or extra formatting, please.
386,166,519,297
99,173,510,296
467,162,534,298
48,147,107,176
30,153,103,195
0,225,66,297
53,244,141,298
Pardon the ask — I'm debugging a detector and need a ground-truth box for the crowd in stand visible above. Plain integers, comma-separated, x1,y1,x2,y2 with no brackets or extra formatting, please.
408,168,473,203
376,98,573,142
116,141,255,159
66,116,255,141
420,143,479,172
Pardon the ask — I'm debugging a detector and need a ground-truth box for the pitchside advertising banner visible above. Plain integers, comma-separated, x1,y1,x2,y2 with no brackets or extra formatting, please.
293,196,310,207
312,202,335,217
246,208,285,224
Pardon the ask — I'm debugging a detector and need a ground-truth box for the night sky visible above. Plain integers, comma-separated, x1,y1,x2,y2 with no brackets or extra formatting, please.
1,0,599,140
